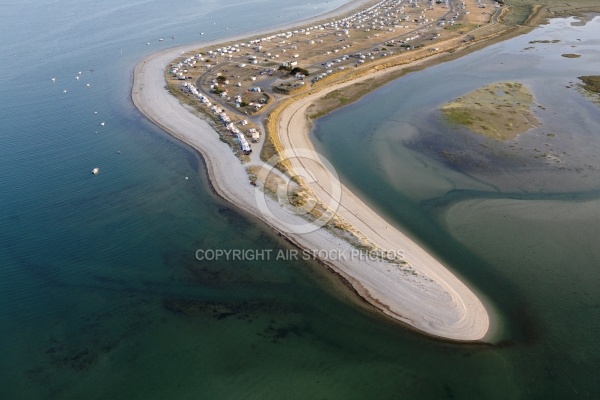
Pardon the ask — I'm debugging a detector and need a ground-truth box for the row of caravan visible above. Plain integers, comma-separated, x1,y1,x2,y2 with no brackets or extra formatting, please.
180,82,259,154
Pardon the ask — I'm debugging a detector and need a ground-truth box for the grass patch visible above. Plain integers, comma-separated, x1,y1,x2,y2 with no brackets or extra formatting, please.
502,4,534,26
579,76,600,94
444,110,474,125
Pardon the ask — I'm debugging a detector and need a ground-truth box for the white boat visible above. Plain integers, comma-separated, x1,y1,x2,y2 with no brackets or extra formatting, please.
91,167,100,175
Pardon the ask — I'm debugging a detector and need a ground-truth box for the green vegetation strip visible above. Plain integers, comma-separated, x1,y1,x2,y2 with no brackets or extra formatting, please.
579,76,600,94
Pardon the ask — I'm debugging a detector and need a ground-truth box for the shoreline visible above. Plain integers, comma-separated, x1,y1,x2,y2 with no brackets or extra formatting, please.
128,0,526,342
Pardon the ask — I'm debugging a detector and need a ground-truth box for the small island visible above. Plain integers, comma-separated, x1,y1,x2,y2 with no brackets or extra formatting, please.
441,81,539,140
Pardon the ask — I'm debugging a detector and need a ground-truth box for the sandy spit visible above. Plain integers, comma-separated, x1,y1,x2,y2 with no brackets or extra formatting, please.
131,1,491,341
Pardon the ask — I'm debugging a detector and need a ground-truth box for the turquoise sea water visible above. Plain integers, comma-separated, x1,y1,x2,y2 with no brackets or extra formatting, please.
1,1,599,398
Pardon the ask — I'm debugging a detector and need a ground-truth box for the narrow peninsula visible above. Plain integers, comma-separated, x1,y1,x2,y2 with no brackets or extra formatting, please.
132,0,555,341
